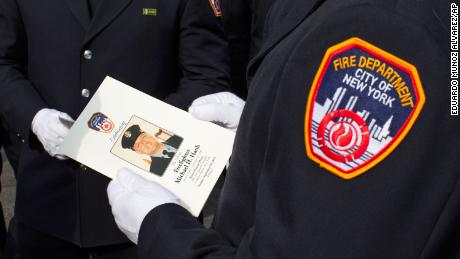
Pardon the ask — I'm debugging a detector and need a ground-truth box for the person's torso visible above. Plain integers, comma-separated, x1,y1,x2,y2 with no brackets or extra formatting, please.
18,0,185,118
219,0,459,258
14,0,188,246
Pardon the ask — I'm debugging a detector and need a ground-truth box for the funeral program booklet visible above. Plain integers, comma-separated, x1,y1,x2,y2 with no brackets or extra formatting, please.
61,76,235,216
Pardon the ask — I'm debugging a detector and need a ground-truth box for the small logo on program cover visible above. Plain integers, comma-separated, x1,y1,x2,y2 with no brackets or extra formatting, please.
88,112,114,133
305,38,425,180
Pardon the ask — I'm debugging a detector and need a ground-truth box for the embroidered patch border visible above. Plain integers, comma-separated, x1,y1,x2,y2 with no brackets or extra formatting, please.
304,37,425,180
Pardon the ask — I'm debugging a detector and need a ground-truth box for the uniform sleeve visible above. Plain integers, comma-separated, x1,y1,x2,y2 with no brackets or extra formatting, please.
0,0,47,140
163,0,231,110
138,204,237,259
136,40,277,258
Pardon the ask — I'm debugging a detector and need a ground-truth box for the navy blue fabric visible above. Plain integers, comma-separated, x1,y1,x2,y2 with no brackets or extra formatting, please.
138,0,459,258
220,0,275,98
0,0,229,247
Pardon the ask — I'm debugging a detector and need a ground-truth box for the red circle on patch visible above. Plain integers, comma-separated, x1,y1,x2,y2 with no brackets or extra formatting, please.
317,110,370,163
101,121,113,131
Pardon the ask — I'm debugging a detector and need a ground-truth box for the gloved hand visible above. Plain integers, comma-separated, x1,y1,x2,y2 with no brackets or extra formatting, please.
107,168,182,244
31,108,74,159
188,92,245,131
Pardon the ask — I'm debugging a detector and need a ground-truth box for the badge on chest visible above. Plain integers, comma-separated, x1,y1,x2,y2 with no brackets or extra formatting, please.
304,38,425,180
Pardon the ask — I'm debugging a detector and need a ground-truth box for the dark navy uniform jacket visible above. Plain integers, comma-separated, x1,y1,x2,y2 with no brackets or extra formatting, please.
0,0,229,247
136,0,460,258
220,0,275,98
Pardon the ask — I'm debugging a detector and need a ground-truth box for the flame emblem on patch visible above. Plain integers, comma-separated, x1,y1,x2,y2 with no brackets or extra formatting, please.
317,109,370,164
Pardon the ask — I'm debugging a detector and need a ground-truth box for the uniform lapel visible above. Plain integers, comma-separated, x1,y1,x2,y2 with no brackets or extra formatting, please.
83,0,133,44
248,0,325,74
64,0,91,30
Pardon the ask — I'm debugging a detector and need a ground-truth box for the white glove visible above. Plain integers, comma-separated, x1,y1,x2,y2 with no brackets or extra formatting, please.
31,108,74,159
188,92,245,131
107,168,182,244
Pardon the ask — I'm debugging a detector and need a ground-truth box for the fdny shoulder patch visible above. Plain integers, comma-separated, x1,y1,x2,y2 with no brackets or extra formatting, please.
208,0,222,17
304,38,425,180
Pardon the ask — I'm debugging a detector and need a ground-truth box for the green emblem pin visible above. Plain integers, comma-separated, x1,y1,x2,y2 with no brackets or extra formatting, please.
142,8,157,16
